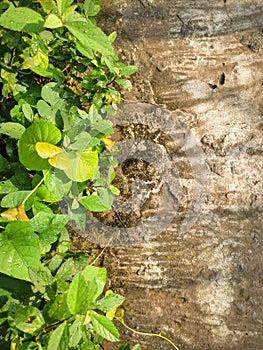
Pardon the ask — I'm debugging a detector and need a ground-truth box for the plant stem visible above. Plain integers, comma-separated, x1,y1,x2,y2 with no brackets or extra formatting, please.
90,236,114,266
22,168,51,205
115,317,180,350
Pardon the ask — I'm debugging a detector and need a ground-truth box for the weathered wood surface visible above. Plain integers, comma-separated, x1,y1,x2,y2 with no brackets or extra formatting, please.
93,1,263,349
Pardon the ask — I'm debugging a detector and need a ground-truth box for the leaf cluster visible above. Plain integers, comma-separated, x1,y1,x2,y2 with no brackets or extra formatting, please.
0,229,125,349
0,0,137,228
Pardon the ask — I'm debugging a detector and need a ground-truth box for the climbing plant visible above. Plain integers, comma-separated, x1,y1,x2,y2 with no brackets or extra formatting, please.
0,0,139,349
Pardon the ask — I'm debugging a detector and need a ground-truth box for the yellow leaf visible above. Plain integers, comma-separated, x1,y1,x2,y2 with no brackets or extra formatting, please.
105,290,117,320
102,135,115,150
84,311,91,325
106,307,117,320
1,204,29,222
17,204,30,222
105,289,117,319
48,151,71,170
105,289,113,296
115,307,125,320
21,60,32,70
10,334,21,350
35,142,61,159
33,49,49,70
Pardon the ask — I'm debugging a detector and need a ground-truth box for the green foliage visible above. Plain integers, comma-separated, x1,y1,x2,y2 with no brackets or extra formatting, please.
0,0,138,349
0,0,138,227
0,238,124,348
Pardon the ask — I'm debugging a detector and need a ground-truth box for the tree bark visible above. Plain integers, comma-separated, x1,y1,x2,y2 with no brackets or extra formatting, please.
92,1,263,349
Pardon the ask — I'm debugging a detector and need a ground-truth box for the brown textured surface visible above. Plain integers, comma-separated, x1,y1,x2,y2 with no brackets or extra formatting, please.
91,1,263,349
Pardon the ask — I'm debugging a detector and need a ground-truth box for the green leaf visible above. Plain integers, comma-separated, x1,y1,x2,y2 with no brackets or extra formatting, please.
90,311,119,342
116,79,133,91
44,14,63,28
0,273,33,300
13,306,44,335
69,315,85,348
82,266,106,301
76,40,94,59
0,5,44,33
0,122,26,139
56,258,76,284
0,180,18,195
22,103,34,122
57,0,74,15
0,155,8,172
36,83,65,120
0,69,17,97
107,165,116,184
22,47,49,75
28,267,53,294
32,201,53,215
64,149,98,182
38,0,55,13
48,254,63,273
1,190,35,211
80,194,109,212
30,212,68,253
19,342,39,350
110,185,120,196
36,100,55,119
18,121,62,170
86,279,98,305
47,322,69,350
36,184,59,203
43,169,72,201
68,132,100,151
91,120,114,136
67,204,87,232
30,212,68,235
80,189,114,212
64,12,114,57
67,274,88,314
58,227,70,253
132,345,141,350
44,294,71,324
0,222,40,281
41,82,64,106
108,31,117,44
120,65,138,76
83,0,101,17
95,293,125,311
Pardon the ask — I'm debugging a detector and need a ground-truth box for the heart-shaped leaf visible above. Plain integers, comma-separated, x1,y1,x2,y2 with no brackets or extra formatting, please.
64,149,98,182
35,142,71,170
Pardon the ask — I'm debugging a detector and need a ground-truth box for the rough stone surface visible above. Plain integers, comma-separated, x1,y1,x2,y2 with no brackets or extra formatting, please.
88,1,263,349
